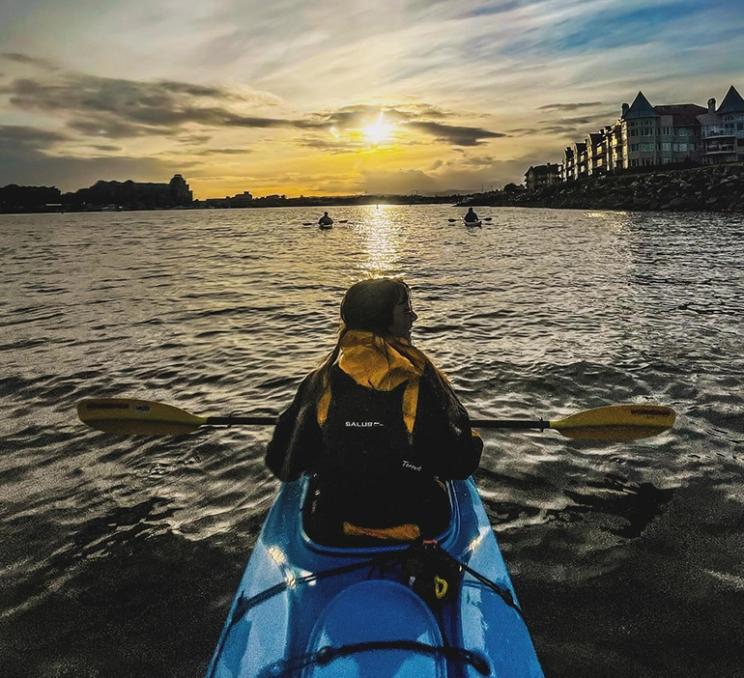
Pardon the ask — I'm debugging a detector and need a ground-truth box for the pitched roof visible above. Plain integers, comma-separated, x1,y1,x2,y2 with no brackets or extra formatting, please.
525,164,560,176
717,85,744,114
654,104,707,125
623,91,658,119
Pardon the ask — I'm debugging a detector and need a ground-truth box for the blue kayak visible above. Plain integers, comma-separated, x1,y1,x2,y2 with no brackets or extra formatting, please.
205,476,543,677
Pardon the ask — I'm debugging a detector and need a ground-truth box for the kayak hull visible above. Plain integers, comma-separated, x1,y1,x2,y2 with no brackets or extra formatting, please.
464,220,482,227
205,477,543,677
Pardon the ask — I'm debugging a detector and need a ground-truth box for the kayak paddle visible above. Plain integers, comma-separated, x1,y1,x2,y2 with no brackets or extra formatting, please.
471,403,675,441
77,399,675,441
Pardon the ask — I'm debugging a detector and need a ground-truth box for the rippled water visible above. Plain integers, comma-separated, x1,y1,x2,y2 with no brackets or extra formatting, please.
2,206,743,677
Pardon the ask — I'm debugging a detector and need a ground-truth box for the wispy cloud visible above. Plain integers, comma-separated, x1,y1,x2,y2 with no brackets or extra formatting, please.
1,52,59,71
538,102,604,111
405,121,507,146
0,124,174,188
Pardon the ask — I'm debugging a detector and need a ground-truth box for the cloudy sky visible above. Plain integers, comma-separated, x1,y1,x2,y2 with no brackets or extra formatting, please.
1,0,743,198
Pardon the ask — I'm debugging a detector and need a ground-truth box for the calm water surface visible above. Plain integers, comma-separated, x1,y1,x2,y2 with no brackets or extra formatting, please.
1,206,743,677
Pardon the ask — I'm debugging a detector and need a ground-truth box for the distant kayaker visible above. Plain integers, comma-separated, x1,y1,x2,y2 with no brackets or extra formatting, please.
266,278,483,543
318,212,333,226
464,207,479,223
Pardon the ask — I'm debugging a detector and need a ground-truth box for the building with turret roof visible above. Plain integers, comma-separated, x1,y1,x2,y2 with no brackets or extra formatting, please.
697,86,744,164
550,85,742,182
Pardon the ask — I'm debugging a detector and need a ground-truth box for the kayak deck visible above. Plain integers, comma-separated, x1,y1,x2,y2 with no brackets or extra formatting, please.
205,477,543,677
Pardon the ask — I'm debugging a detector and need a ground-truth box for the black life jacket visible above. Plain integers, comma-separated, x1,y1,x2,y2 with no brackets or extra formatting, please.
318,365,426,484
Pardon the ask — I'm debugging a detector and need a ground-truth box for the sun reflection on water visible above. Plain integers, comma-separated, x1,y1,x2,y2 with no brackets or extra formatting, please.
358,204,401,275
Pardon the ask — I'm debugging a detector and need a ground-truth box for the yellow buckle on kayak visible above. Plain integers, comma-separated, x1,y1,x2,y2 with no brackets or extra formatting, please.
434,575,449,599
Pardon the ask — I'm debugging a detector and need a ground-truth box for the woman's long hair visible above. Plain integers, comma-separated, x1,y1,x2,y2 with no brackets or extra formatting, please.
310,278,467,422
316,277,409,375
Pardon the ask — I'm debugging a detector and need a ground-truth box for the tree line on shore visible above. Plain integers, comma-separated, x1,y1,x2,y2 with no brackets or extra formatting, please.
3,164,742,213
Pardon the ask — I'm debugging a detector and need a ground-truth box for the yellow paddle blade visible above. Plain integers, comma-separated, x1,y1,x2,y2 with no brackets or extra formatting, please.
550,404,676,441
77,398,206,435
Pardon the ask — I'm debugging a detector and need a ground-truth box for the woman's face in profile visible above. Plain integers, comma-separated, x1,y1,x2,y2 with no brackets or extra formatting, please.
388,292,417,340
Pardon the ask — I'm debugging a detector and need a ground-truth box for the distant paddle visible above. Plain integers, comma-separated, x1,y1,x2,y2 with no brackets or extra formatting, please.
78,399,675,442
447,218,457,222
302,222,313,226
484,217,492,221
339,220,348,224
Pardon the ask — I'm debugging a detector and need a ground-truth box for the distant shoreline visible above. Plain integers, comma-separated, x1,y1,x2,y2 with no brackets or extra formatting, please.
0,194,460,215
2,162,743,214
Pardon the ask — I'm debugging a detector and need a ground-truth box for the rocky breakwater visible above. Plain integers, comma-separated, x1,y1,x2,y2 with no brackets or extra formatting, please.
525,163,744,211
468,163,744,212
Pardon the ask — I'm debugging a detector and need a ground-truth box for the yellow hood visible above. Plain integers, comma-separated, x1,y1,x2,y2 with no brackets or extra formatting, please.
338,330,426,391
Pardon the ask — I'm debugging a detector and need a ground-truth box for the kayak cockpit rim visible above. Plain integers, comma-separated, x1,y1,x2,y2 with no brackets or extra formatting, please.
298,475,462,556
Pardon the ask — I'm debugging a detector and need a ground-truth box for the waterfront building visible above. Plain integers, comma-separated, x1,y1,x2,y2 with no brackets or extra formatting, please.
525,163,561,191
585,132,605,175
616,92,705,170
608,123,624,171
697,86,744,164
562,147,575,181
572,142,587,180
621,96,706,170
548,88,744,182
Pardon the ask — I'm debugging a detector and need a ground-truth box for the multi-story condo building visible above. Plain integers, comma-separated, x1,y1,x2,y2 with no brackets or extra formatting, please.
525,163,562,191
608,124,624,170
554,86,741,182
562,147,575,181
586,132,605,175
563,141,588,180
619,92,706,169
575,142,587,179
696,86,744,164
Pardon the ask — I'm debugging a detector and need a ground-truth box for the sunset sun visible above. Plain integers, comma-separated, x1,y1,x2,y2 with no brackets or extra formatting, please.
362,112,394,145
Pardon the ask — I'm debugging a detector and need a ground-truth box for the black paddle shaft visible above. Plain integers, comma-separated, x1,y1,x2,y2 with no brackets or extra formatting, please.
206,415,277,427
205,416,546,430
470,419,548,430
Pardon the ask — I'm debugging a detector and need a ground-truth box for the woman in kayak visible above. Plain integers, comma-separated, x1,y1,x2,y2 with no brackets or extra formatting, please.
266,278,483,542
318,211,333,226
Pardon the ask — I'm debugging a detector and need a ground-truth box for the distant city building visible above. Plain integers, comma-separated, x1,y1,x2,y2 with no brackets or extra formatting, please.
66,174,194,209
169,174,193,203
525,163,561,191
202,189,254,208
